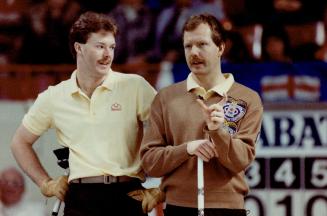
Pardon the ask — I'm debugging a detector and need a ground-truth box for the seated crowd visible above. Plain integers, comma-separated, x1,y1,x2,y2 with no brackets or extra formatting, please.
0,0,327,65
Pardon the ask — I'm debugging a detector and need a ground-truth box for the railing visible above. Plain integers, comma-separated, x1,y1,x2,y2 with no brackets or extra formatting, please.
0,63,160,100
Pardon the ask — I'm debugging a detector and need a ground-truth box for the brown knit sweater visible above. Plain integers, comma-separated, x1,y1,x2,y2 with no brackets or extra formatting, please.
141,80,263,209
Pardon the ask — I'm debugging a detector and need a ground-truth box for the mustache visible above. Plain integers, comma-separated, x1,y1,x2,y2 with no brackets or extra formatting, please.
189,56,204,63
98,58,111,64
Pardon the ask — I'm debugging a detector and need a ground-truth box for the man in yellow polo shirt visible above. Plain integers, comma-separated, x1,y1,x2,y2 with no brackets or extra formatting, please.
10,11,160,215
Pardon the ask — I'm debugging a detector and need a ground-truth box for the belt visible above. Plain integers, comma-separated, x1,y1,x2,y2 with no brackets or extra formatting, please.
70,175,136,184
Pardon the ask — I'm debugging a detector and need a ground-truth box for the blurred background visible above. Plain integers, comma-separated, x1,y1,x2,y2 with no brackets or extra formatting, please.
0,0,327,215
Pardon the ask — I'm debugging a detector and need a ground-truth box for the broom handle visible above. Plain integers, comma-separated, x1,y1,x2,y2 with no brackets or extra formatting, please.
197,157,204,216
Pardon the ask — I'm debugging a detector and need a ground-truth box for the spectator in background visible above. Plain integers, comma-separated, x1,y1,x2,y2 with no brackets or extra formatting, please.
222,0,272,26
314,5,327,62
108,0,155,64
191,0,226,21
152,0,228,63
265,0,326,61
19,0,81,64
261,25,292,63
152,0,193,63
315,43,327,62
0,167,46,216
270,0,326,25
144,0,174,14
223,0,325,27
222,30,252,63
77,0,117,13
0,0,31,64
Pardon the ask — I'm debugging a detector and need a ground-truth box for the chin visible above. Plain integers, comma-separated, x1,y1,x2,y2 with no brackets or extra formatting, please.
96,66,110,74
192,69,206,75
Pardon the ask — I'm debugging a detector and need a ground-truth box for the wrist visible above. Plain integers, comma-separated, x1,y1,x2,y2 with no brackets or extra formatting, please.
40,178,53,196
39,177,51,187
186,142,192,155
204,123,225,132
206,124,218,131
208,126,218,131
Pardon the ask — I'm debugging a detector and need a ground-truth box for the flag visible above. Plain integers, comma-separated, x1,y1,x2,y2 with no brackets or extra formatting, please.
261,75,320,102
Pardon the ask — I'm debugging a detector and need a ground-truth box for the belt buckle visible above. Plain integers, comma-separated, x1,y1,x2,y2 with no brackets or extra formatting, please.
104,175,117,184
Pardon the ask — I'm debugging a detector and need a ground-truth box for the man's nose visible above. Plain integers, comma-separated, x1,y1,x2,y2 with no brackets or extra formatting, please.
190,46,200,55
103,48,109,57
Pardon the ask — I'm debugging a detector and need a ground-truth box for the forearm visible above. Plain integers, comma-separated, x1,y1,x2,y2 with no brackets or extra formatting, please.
11,125,50,187
141,142,190,177
208,128,255,173
12,143,50,186
208,107,263,173
11,129,68,201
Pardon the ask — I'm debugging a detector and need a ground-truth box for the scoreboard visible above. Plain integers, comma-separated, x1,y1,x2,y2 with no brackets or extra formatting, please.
244,109,327,216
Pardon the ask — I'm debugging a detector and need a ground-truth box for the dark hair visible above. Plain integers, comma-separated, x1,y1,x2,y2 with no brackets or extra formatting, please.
261,25,291,61
182,13,226,48
69,11,118,59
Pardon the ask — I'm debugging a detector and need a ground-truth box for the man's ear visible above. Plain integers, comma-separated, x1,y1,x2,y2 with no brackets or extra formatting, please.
74,42,82,54
218,43,225,57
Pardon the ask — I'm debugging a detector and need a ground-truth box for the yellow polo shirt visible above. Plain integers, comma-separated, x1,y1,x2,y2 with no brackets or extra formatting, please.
23,70,156,181
187,73,234,99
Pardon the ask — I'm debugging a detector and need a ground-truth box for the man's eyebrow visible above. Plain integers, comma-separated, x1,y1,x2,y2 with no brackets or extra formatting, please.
95,42,116,46
184,42,191,46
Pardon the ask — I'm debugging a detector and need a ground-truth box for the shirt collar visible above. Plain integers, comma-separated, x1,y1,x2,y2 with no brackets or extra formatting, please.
68,70,79,95
68,69,117,95
186,73,234,99
101,69,118,90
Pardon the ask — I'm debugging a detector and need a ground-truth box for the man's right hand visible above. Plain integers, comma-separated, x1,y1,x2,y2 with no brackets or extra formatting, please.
128,188,165,213
196,93,227,131
40,176,68,201
187,139,218,162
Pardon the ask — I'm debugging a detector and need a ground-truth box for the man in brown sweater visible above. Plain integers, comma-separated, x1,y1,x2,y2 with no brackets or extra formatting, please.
140,14,263,216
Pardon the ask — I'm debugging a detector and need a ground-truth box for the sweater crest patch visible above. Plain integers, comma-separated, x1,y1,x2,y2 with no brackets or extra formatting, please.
222,98,247,134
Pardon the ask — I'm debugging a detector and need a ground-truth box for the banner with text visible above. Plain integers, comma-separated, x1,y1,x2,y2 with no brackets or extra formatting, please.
245,109,327,216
